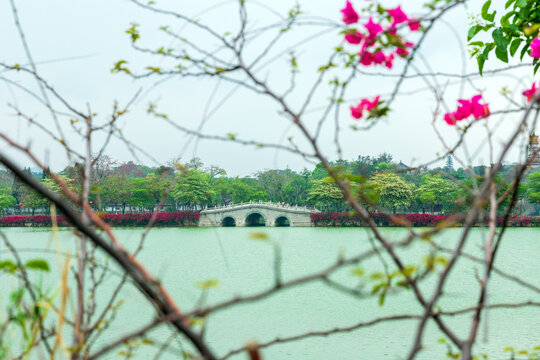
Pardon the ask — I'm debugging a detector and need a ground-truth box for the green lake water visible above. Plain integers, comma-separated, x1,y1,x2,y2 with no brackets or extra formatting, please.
1,227,540,359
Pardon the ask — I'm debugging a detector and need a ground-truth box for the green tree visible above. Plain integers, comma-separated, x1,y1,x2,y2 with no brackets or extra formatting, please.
283,172,310,205
0,191,15,215
146,172,173,207
20,189,46,216
525,171,540,204
101,174,134,213
256,169,293,202
455,174,510,214
129,177,153,211
171,169,215,209
307,179,345,211
370,172,414,213
416,174,458,214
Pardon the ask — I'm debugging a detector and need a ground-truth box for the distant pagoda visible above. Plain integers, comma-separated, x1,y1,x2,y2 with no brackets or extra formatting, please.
529,133,540,167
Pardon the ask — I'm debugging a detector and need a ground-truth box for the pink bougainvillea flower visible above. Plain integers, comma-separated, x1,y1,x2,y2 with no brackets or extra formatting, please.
384,53,394,69
408,19,420,31
444,94,490,125
350,96,380,119
359,51,373,66
372,51,386,64
360,96,380,111
470,94,490,119
530,38,540,59
523,82,539,102
444,113,457,125
396,40,414,57
344,30,363,44
455,99,472,120
396,47,409,57
350,104,364,119
341,1,359,25
364,17,383,39
388,6,410,26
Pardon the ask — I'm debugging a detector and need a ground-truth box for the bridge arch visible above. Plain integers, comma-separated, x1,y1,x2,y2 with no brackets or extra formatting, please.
221,216,237,227
245,212,266,227
274,215,291,227
199,202,318,227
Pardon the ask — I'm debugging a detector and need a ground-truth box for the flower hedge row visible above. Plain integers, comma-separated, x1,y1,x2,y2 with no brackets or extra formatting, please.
0,211,199,227
310,212,540,227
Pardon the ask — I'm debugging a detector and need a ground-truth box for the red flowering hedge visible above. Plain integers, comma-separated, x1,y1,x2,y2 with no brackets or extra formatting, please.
310,212,540,227
0,211,199,227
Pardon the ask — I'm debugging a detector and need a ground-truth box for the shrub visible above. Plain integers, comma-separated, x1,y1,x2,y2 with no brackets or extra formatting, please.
0,211,200,227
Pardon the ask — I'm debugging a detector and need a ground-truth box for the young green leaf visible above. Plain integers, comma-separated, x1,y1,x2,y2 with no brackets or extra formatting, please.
25,259,50,272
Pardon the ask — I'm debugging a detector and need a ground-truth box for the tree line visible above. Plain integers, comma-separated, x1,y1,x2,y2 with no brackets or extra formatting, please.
1,154,538,216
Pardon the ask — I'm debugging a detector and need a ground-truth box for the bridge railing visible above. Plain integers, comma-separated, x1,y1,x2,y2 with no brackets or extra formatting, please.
202,200,319,212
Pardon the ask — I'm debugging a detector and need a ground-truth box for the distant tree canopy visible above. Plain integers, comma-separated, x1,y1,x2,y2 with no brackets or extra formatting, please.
370,172,414,213
525,171,540,204
1,155,538,215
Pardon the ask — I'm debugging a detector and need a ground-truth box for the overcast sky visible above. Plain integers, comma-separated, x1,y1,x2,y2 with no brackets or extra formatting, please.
0,0,537,176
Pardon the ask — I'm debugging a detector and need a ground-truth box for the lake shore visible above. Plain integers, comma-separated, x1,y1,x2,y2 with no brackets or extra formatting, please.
0,211,539,227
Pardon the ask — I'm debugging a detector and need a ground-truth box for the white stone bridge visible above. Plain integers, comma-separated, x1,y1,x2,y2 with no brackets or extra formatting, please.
199,201,319,227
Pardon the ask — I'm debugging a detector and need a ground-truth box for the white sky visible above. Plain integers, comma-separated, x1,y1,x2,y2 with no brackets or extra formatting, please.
0,0,537,176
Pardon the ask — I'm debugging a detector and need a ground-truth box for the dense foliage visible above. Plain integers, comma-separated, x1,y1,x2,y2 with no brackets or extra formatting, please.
0,211,199,227
311,212,540,227
1,154,538,217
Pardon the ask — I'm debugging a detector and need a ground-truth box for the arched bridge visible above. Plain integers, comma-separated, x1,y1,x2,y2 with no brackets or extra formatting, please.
199,201,319,227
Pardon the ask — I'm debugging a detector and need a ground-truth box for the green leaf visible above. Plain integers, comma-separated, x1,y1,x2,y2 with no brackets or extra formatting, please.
10,289,24,304
495,46,508,63
196,279,219,289
141,338,155,345
145,66,162,73
371,282,384,294
0,259,17,273
350,267,364,277
378,292,386,306
520,39,531,60
469,41,484,47
111,60,131,75
370,272,385,280
468,25,483,41
477,56,486,76
516,0,527,6
25,259,50,272
504,0,516,9
125,23,140,43
481,0,491,18
500,11,515,27
509,38,523,56
481,1,496,22
492,28,508,48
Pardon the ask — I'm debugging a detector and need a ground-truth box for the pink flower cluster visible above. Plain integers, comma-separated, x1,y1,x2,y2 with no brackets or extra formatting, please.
530,38,540,59
311,212,540,227
0,211,200,227
104,211,200,226
523,82,540,102
310,212,452,227
340,1,419,69
443,95,490,126
350,96,380,119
